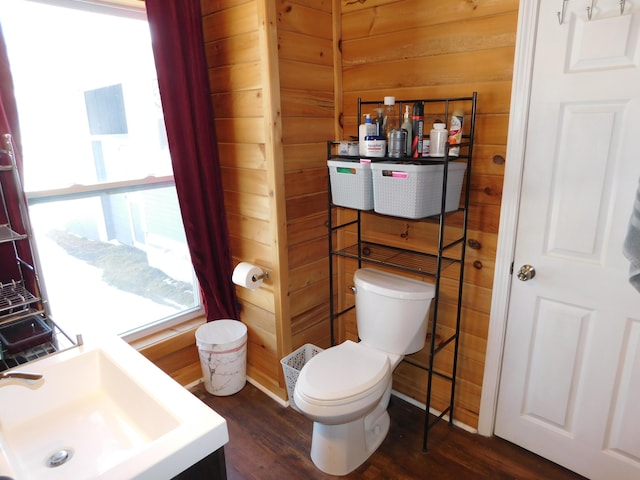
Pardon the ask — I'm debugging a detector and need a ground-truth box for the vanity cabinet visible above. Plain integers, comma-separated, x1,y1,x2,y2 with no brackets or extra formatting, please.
172,447,228,480
327,93,477,451
0,133,73,370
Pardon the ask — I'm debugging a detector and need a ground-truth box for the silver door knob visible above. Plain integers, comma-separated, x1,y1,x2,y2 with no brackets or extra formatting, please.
517,264,536,281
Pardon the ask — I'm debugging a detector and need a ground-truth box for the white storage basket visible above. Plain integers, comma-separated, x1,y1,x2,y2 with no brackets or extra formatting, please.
371,161,467,219
328,159,374,210
280,343,324,412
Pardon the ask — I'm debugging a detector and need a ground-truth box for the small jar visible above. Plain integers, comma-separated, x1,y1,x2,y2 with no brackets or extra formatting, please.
429,122,448,157
363,135,386,158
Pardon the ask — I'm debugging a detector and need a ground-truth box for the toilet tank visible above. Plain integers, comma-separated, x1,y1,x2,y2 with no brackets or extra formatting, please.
354,268,435,355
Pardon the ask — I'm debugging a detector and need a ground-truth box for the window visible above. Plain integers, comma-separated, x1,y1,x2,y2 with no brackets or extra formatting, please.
0,0,202,340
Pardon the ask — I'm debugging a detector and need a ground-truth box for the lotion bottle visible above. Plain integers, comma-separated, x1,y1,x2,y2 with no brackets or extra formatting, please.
358,114,376,156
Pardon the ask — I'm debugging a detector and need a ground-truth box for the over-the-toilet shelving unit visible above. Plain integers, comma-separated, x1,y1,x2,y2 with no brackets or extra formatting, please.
327,93,477,451
0,133,74,371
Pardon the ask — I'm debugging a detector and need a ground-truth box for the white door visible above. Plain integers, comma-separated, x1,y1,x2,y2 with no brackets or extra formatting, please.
494,1,640,479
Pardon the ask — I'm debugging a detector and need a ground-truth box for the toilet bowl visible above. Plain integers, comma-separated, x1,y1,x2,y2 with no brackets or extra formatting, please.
294,340,398,424
294,340,400,476
293,268,435,476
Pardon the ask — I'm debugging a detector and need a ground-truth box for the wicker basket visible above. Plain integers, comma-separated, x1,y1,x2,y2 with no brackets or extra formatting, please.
371,161,466,218
328,159,374,210
280,343,324,412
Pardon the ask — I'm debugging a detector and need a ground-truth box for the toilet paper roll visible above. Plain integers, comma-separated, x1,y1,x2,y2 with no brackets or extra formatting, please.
232,262,264,290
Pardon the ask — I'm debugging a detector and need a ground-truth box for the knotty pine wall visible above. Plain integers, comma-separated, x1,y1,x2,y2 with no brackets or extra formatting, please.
198,0,518,429
200,0,335,399
338,0,518,428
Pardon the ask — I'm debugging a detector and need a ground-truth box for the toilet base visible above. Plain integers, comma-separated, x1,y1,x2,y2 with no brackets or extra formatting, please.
309,408,390,476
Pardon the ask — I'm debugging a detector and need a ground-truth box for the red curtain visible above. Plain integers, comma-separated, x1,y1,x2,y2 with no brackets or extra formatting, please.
0,24,36,288
145,0,238,320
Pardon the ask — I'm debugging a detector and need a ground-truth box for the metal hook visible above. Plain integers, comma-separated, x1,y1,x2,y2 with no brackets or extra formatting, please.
251,270,269,282
557,0,569,24
587,0,594,20
620,0,626,15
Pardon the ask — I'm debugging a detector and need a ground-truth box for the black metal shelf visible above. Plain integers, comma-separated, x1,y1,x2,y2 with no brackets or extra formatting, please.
331,241,460,277
0,224,27,243
328,92,477,453
0,281,41,318
0,134,72,370
0,317,76,372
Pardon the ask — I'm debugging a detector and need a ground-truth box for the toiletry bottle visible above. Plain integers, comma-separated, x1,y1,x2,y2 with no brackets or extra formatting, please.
448,108,464,157
388,129,406,158
382,96,399,154
358,114,376,156
364,135,386,158
401,104,412,157
430,121,448,157
411,101,424,158
373,107,384,137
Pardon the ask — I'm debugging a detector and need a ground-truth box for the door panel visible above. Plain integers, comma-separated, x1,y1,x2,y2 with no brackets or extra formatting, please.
606,318,640,461
523,299,590,431
495,2,640,479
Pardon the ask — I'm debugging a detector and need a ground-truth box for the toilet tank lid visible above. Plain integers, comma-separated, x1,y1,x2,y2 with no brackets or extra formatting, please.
354,268,435,300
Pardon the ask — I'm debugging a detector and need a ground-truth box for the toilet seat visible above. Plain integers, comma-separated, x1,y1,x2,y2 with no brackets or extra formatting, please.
296,340,390,407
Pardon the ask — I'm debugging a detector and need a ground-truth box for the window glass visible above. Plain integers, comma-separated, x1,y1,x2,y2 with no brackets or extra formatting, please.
0,0,202,339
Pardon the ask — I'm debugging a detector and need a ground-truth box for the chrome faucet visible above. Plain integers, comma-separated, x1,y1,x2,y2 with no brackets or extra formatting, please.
0,371,43,381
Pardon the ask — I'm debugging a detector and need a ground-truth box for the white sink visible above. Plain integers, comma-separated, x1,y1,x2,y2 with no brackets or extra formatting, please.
0,335,228,480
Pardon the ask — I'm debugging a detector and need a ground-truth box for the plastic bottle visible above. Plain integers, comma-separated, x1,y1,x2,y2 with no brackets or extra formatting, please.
430,121,448,157
373,107,384,137
448,109,464,157
388,129,406,158
411,101,424,158
382,96,399,154
401,105,412,157
358,114,376,156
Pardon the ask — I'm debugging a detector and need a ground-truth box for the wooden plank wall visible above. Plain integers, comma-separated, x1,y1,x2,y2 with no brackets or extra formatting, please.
201,0,287,396
338,0,518,428
278,0,335,352
200,0,335,400
198,0,519,429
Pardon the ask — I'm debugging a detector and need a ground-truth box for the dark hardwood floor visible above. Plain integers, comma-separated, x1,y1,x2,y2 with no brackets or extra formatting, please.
191,382,586,480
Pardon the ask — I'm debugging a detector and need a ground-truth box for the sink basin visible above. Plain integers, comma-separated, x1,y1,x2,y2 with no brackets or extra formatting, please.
0,335,228,479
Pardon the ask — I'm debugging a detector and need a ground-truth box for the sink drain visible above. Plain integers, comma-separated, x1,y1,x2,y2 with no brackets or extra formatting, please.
46,448,73,468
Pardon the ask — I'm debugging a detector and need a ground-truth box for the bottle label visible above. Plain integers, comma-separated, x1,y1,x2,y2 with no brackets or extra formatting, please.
364,138,386,157
448,115,463,156
411,119,424,157
422,139,430,157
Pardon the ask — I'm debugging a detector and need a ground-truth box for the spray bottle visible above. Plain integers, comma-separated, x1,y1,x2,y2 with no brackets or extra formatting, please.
411,101,424,158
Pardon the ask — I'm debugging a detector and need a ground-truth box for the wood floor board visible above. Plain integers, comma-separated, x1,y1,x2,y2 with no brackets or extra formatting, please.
190,382,585,479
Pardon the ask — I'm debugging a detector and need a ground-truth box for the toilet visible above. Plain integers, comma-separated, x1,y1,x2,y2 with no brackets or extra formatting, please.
293,267,435,476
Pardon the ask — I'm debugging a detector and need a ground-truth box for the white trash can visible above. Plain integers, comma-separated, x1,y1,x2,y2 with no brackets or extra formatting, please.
195,319,247,396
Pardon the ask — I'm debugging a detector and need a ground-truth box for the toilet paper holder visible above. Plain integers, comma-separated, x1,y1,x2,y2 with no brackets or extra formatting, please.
252,270,269,282
232,262,270,290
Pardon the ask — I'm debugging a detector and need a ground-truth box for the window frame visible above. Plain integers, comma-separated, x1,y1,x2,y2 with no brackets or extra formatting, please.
5,0,205,342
